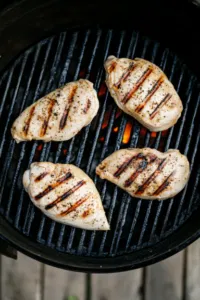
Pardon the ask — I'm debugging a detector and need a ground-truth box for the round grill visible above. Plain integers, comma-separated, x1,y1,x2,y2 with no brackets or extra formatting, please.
0,27,200,272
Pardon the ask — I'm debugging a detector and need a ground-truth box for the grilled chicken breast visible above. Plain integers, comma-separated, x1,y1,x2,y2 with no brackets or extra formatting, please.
104,56,183,132
23,162,109,230
11,79,99,143
96,148,190,200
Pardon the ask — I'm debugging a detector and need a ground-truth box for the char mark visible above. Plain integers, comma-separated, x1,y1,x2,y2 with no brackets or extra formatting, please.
40,99,55,136
45,180,86,210
135,76,164,113
124,155,157,187
83,99,91,114
82,208,92,218
150,93,172,119
114,153,144,178
135,158,167,195
59,86,77,130
59,195,89,216
108,61,117,73
152,171,175,196
35,172,72,200
114,62,136,89
23,106,36,135
122,67,153,104
35,172,48,182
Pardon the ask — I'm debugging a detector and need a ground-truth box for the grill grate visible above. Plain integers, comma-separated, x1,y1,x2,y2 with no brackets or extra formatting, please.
0,28,200,259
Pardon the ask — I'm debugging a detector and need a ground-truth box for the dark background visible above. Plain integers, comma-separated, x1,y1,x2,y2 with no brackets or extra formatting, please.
0,0,200,76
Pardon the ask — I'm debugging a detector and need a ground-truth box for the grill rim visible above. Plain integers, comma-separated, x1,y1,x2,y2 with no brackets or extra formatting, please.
0,27,200,272
1,208,200,273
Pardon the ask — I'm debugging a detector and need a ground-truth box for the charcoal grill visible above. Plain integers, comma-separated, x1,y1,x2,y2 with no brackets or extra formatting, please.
0,0,200,273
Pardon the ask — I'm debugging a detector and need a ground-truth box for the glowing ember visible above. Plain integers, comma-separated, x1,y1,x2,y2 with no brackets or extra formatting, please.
122,122,133,144
162,130,168,136
37,144,43,151
98,83,107,97
101,108,112,129
151,132,157,138
115,108,122,119
113,127,119,133
140,127,147,136
99,137,105,142
63,149,67,155
79,69,86,77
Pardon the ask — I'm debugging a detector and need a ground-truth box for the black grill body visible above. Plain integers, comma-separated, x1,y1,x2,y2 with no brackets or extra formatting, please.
0,1,200,273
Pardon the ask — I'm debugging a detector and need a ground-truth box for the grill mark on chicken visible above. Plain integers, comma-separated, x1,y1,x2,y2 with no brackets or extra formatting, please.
135,76,164,113
35,172,72,200
40,99,55,136
45,180,86,210
59,195,89,216
152,171,175,196
108,61,117,73
135,158,167,195
150,93,172,119
83,99,91,114
35,172,48,182
124,155,157,187
114,153,144,178
59,86,78,130
122,67,153,104
82,208,92,218
23,106,36,135
114,62,137,89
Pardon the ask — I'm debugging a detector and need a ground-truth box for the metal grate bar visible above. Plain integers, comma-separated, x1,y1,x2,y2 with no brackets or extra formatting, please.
0,70,14,118
54,32,79,163
164,68,185,151
144,52,179,242
0,53,28,156
175,80,195,149
187,128,200,212
26,33,78,236
125,200,142,250
0,140,15,202
23,34,66,235
160,78,196,235
138,201,153,247
14,40,54,228
0,52,30,202
24,33,67,233
54,30,105,250
0,39,54,210
36,32,82,242
5,46,42,217
123,47,171,248
173,93,200,227
110,36,158,254
56,31,101,249
76,31,127,254
56,30,102,249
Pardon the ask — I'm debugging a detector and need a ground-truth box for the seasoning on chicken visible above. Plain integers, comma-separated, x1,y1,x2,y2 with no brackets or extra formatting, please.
11,79,99,142
23,162,109,230
96,148,190,200
104,56,183,132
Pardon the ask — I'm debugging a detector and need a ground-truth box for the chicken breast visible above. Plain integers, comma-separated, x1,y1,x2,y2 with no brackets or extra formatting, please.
104,56,183,132
23,162,109,230
96,148,190,200
11,79,99,143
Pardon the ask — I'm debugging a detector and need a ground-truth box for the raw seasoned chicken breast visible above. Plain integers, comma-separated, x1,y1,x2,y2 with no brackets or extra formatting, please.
23,162,109,230
104,56,183,132
11,79,99,142
96,148,190,200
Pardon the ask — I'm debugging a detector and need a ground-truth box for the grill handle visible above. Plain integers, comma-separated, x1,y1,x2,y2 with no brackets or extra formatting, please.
0,235,17,259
